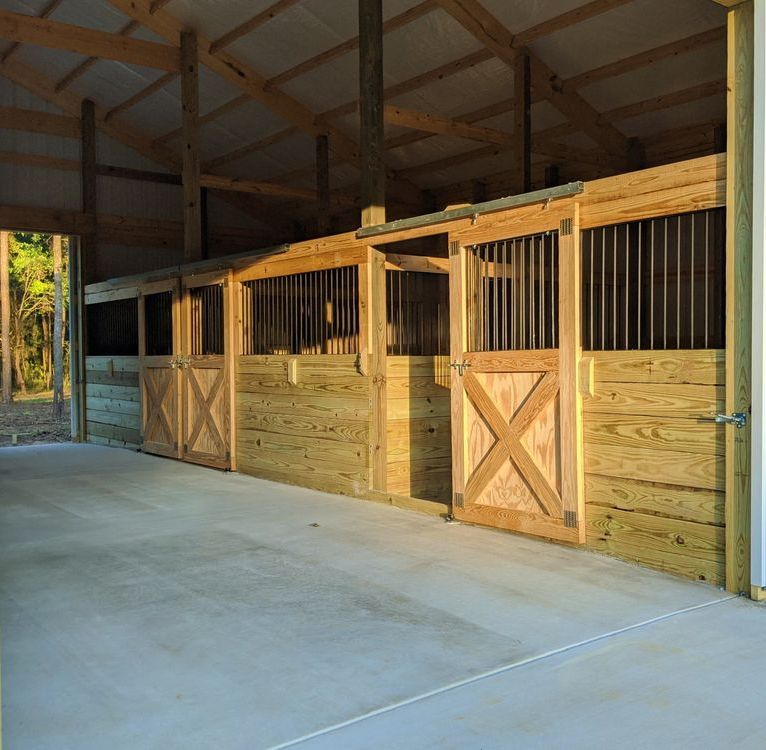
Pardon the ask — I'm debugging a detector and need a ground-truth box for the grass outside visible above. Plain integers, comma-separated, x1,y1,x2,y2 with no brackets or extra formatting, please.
0,392,71,447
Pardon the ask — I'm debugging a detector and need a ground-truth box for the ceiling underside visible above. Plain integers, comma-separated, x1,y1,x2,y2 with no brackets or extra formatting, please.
0,0,728,221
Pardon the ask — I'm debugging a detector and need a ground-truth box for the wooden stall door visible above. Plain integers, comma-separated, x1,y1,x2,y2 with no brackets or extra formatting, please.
180,279,232,470
139,283,181,459
449,221,583,545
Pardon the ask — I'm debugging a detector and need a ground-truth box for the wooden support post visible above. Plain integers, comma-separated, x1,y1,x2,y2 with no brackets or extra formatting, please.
67,237,84,441
181,30,202,262
558,204,585,542
316,133,330,236
544,164,560,188
725,0,753,594
360,248,387,490
200,186,209,259
0,230,11,404
514,53,531,194
359,0,386,227
80,97,96,279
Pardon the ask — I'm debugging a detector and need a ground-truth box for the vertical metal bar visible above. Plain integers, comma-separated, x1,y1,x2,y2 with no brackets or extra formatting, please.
637,222,642,349
625,225,629,350
676,215,681,348
502,240,508,350
612,227,617,350
493,242,498,351
601,227,605,350
705,210,710,348
690,213,695,348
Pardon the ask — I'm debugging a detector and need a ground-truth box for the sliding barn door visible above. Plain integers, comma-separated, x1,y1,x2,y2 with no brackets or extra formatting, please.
139,282,182,459
449,217,584,543
180,280,232,469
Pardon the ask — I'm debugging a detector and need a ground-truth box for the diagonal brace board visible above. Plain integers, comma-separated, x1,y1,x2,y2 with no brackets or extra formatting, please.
463,370,562,516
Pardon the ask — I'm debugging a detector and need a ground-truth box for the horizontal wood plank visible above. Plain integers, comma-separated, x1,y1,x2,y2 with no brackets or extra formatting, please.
585,473,724,526
588,349,725,385
586,505,725,584
583,382,723,417
585,442,724,491
584,413,724,456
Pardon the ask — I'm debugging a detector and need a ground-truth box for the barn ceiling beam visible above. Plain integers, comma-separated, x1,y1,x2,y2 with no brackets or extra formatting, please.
0,0,64,64
394,78,726,179
211,0,653,177
0,10,180,71
105,0,424,209
208,0,300,54
104,72,178,121
0,57,291,235
435,0,630,160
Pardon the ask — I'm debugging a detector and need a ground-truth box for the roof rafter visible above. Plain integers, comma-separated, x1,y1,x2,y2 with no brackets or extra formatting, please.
435,0,630,159
0,55,290,235
105,71,178,121
0,0,64,64
0,9,180,70
105,0,423,208
209,0,301,54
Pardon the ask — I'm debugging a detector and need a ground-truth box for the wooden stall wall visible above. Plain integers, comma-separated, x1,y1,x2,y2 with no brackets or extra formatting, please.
236,354,372,495
85,356,141,448
583,350,726,584
386,355,451,503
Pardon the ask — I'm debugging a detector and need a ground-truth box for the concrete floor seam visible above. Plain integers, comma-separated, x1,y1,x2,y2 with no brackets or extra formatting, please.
265,594,740,750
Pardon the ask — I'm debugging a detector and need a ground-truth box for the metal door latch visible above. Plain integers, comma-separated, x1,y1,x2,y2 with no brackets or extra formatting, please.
715,412,748,429
449,361,471,376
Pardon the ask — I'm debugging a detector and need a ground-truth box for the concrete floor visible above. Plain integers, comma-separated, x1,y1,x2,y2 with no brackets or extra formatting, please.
1,445,765,750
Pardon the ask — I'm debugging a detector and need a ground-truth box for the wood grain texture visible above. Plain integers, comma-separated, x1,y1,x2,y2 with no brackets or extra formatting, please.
237,354,371,495
588,349,725,385
85,356,140,449
585,474,724,526
725,1,753,594
587,505,725,584
386,354,451,502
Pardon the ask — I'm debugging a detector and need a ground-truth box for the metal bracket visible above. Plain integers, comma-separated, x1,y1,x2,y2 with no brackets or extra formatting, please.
449,361,471,376
564,510,578,528
715,412,748,429
453,492,464,509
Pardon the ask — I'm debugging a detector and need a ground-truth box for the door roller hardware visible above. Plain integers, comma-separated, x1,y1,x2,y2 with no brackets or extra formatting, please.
449,361,471,376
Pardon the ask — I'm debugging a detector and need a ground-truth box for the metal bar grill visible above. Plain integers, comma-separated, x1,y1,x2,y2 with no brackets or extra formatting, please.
189,284,224,355
144,291,173,356
581,208,725,350
86,298,138,356
242,266,360,355
467,231,559,352
386,270,449,356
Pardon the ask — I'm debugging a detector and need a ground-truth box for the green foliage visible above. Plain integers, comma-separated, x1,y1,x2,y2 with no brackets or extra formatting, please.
7,233,69,393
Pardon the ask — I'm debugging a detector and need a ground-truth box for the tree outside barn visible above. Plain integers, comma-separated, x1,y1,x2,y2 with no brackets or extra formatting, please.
0,231,70,446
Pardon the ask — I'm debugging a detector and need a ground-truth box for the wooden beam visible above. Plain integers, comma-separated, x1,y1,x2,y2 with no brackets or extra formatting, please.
55,20,138,92
383,104,514,145
80,98,97,284
106,0,423,209
359,0,386,226
725,0,753,594
268,0,437,87
181,31,201,262
0,10,180,71
0,0,63,64
154,94,250,146
105,72,178,122
316,134,330,235
0,106,80,137
209,0,300,54
514,53,531,193
202,126,299,171
435,0,629,159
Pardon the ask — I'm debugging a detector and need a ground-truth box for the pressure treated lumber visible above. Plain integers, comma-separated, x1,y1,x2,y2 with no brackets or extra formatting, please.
0,10,180,71
725,1,753,594
359,0,386,226
181,31,202,262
